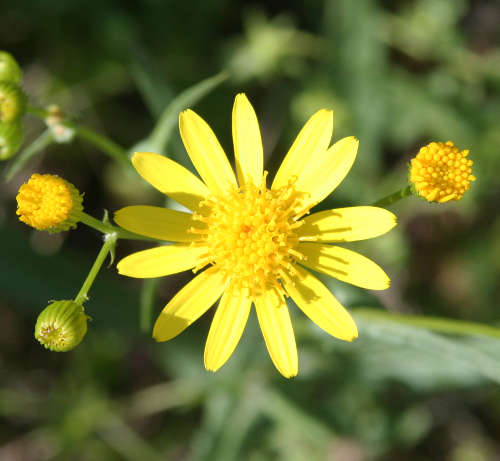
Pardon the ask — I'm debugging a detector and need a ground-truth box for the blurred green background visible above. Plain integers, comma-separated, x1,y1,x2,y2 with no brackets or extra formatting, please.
1,0,500,459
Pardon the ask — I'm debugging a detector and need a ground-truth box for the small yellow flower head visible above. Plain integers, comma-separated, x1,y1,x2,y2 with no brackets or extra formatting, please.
0,51,23,84
409,141,476,203
0,121,23,160
34,300,88,352
0,81,27,122
16,173,84,232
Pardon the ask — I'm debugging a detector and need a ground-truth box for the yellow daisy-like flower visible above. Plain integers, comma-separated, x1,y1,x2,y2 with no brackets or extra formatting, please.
116,94,396,377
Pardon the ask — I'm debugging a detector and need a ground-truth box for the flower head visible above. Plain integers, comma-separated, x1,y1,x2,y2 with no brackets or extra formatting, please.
409,141,475,203
16,173,84,232
35,300,88,351
116,94,396,377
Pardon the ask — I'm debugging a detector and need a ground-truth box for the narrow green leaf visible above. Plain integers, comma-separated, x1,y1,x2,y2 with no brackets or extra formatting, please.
129,47,173,117
139,278,160,333
355,312,500,384
4,129,54,181
353,308,500,339
146,71,229,154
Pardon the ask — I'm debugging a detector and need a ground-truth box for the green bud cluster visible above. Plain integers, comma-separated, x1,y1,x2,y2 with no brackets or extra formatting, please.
0,51,26,160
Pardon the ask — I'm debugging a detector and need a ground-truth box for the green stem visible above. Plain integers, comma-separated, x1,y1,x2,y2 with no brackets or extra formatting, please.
74,233,117,305
72,124,130,168
140,279,160,333
26,105,48,119
26,105,131,168
353,308,500,339
79,212,154,241
372,185,413,207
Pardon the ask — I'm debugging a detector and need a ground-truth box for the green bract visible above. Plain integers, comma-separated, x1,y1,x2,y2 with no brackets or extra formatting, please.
0,51,22,84
0,121,23,160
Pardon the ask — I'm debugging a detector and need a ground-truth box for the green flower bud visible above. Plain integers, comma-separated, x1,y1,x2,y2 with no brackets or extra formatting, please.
0,121,23,160
0,51,22,84
34,300,88,352
0,81,27,122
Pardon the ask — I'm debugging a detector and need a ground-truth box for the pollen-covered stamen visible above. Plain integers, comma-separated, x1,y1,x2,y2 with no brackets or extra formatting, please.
191,175,311,298
410,141,475,203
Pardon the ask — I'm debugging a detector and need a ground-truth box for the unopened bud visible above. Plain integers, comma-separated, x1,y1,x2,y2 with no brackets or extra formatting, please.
45,105,74,143
34,300,88,352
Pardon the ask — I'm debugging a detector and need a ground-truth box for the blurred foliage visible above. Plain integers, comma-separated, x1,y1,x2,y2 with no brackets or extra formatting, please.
1,0,500,459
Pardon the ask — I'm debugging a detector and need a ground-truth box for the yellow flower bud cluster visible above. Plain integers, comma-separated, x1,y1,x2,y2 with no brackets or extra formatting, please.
16,173,84,233
409,141,475,203
0,51,26,160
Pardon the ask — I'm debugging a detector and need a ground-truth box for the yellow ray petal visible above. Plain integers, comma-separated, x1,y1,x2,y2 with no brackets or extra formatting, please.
232,93,263,187
297,206,397,243
115,206,198,242
255,288,298,378
294,136,358,209
284,265,358,341
179,109,237,195
204,290,252,372
272,109,333,190
153,268,226,341
298,242,390,290
132,152,209,211
117,244,208,278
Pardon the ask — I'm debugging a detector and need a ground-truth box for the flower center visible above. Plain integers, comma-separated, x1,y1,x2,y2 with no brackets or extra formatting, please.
410,141,475,203
16,173,83,232
191,175,309,298
38,324,69,349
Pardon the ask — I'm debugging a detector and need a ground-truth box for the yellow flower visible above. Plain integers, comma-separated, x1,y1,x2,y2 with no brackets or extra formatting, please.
409,141,475,203
116,94,396,377
16,173,84,232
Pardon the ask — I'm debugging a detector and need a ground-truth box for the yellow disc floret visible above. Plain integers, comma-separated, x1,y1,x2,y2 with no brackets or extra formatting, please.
16,173,84,232
190,175,310,298
409,141,476,203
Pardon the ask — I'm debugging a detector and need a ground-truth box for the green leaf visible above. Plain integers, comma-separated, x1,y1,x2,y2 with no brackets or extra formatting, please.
129,47,173,117
3,129,54,181
143,71,229,154
353,308,500,339
354,309,500,384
